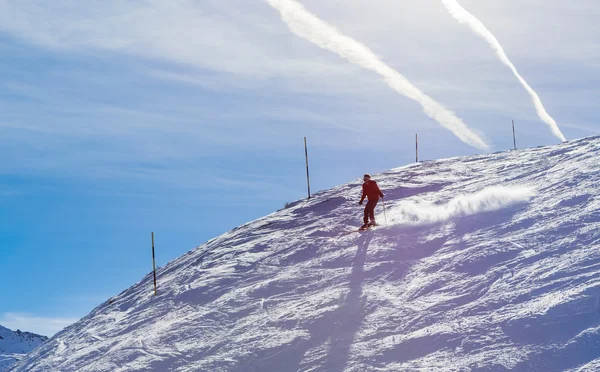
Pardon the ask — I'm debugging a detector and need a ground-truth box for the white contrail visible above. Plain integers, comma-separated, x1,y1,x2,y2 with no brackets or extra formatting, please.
265,0,489,150
441,0,566,142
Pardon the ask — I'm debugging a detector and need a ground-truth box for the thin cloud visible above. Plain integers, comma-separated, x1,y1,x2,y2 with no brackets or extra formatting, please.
0,313,78,337
0,1,351,80
265,0,490,150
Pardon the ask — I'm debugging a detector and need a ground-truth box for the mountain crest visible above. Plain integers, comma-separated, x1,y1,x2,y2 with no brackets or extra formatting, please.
0,324,47,371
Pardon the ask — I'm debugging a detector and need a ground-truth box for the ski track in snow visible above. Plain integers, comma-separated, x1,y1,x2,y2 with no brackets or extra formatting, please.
10,136,600,372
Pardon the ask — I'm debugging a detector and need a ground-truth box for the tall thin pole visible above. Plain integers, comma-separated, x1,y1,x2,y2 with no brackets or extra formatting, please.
512,120,517,150
304,137,311,199
152,232,157,296
415,133,419,163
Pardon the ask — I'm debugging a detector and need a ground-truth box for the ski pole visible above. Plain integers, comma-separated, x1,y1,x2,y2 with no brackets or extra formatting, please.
382,198,388,226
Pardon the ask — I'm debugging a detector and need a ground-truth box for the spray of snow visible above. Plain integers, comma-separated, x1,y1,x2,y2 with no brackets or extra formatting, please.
387,185,536,225
266,0,490,150
441,0,566,142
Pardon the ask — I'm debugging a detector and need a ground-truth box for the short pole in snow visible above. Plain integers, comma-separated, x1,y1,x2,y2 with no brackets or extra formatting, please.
304,137,311,200
512,120,517,150
152,232,157,296
415,133,419,163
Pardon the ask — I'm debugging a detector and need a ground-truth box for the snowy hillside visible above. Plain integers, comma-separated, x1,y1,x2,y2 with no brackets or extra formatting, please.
11,136,600,371
0,325,47,371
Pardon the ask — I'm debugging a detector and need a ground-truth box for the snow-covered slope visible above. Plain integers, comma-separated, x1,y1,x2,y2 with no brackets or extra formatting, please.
11,136,600,371
0,325,47,371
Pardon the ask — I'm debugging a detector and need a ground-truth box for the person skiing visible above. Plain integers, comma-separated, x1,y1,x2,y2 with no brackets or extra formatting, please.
359,173,384,229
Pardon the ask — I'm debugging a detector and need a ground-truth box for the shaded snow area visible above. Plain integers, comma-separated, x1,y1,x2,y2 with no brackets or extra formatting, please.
0,325,47,371
11,136,600,372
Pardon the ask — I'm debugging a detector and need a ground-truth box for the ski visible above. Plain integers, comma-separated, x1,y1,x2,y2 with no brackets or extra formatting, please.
341,224,376,236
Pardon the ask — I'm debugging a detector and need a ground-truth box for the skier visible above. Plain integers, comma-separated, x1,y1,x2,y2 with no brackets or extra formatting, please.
359,174,384,229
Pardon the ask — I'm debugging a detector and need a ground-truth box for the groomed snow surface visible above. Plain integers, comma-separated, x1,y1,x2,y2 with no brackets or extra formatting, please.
11,136,600,371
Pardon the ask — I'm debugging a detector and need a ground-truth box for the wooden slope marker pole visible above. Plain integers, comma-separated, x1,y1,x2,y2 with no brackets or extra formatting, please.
304,137,311,200
152,232,157,296
415,133,419,163
512,120,517,150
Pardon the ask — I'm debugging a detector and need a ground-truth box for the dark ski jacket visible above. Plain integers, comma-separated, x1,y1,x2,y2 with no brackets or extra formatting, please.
360,180,384,203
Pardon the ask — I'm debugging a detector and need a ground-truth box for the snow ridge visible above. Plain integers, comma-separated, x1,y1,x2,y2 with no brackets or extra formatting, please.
10,135,600,372
0,325,47,371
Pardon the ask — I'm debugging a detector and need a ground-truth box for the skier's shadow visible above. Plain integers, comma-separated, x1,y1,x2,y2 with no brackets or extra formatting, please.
321,231,372,371
277,232,375,372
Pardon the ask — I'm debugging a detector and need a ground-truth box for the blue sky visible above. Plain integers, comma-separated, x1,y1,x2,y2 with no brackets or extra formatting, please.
1,0,598,336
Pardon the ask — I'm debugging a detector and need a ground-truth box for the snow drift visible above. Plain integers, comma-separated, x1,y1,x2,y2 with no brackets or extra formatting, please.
387,185,537,225
10,135,600,371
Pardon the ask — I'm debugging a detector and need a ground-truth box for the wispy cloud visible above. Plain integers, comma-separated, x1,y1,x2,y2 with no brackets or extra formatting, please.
0,313,78,337
441,0,566,142
0,1,351,81
265,0,489,150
